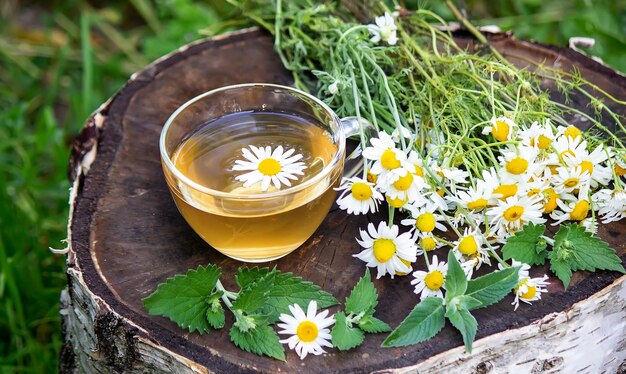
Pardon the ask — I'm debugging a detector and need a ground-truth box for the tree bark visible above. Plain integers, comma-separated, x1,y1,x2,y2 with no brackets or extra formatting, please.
60,28,626,373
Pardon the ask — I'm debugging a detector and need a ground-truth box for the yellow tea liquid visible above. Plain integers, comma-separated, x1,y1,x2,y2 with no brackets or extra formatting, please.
167,111,341,262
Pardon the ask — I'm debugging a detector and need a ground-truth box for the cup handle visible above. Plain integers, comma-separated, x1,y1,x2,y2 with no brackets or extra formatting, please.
339,116,375,179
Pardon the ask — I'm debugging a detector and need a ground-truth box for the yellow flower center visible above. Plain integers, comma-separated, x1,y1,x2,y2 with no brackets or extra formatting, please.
494,184,518,200
393,172,414,191
520,285,537,300
548,165,559,175
503,205,524,221
386,195,407,208
615,164,626,177
542,188,558,213
351,182,373,201
424,271,444,290
563,178,579,188
413,164,424,177
506,157,529,175
381,149,401,170
373,238,396,263
415,213,436,232
491,120,510,142
537,135,552,149
436,189,445,197
570,200,590,221
366,171,378,184
458,236,478,255
528,188,540,197
564,125,581,139
258,158,281,176
467,198,488,210
420,237,437,251
579,161,593,175
296,321,319,343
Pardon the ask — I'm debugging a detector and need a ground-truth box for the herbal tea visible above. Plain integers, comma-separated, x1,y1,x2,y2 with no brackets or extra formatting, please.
166,111,341,261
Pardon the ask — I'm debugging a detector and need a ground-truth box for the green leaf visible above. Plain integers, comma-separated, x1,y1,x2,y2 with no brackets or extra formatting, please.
358,315,391,333
449,295,482,311
260,271,338,322
445,308,478,353
235,267,272,289
502,223,548,265
331,312,365,350
444,250,467,300
206,291,225,329
465,266,519,310
550,224,625,289
232,271,276,312
345,269,378,314
143,265,221,334
381,297,445,347
229,323,285,360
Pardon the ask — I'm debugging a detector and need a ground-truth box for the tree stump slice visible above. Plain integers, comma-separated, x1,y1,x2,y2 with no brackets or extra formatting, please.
60,28,626,373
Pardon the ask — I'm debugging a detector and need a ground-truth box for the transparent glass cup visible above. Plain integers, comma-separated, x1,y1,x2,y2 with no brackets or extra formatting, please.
160,83,366,262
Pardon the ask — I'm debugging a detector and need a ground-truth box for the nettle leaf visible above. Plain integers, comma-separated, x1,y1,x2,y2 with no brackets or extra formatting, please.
143,265,221,334
445,250,467,301
550,224,625,289
332,312,365,351
232,271,276,312
345,269,378,314
445,308,478,353
260,271,338,322
465,266,519,310
235,267,272,289
502,223,548,265
206,291,225,329
230,323,285,361
358,315,391,333
382,297,445,347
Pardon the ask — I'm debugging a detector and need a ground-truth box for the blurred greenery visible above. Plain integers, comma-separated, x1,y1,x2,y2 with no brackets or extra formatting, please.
0,0,623,372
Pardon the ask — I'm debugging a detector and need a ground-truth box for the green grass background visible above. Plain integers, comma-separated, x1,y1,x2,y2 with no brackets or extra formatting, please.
0,0,624,372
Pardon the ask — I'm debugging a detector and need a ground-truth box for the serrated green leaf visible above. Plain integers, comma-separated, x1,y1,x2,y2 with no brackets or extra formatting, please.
331,312,365,350
381,297,445,347
206,291,225,329
548,255,573,289
445,250,467,300
235,267,272,289
345,269,378,314
229,323,285,360
358,315,391,333
445,308,477,353
232,271,276,312
259,271,338,322
143,265,221,334
465,267,519,310
502,223,547,265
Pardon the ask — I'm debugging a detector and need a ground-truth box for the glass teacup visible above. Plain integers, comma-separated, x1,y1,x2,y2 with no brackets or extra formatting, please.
160,83,365,262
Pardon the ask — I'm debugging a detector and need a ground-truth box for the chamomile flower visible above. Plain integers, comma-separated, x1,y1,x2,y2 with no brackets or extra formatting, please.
277,301,334,360
487,195,546,237
563,144,612,187
354,221,417,279
335,177,383,215
519,120,555,150
362,131,408,182
233,145,307,191
411,255,448,300
417,232,444,252
449,180,492,211
556,124,583,140
368,12,399,45
593,188,626,223
482,116,518,142
580,217,599,234
498,146,542,181
551,132,587,164
550,196,591,225
401,202,448,233
452,227,491,267
512,275,550,310
550,166,591,195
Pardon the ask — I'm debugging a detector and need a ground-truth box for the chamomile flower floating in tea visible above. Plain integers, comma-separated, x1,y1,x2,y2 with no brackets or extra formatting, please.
233,145,307,192
335,177,383,215
277,301,335,360
354,221,417,279
411,255,448,300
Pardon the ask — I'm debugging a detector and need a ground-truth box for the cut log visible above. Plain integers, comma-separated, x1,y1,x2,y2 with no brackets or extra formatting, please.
60,28,626,373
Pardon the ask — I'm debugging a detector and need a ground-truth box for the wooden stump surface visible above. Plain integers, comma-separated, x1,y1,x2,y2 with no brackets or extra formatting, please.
62,28,626,373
